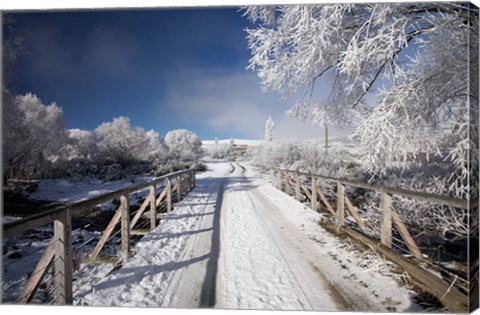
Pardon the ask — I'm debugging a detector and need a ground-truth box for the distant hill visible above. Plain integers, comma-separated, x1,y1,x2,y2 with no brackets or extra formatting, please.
202,139,263,146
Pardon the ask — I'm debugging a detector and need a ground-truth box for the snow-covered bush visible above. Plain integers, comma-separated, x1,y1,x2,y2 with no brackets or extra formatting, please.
249,137,474,241
164,129,202,163
3,93,68,180
144,130,171,175
249,140,363,199
60,119,171,179
358,162,472,241
205,140,232,159
64,129,97,161
249,140,361,178
94,116,150,167
248,140,299,172
144,130,169,163
265,116,275,142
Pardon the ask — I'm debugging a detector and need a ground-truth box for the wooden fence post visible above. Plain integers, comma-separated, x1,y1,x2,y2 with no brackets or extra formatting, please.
336,183,345,227
179,175,183,196
120,194,130,257
182,175,186,195
192,170,196,188
380,191,393,248
311,177,318,211
177,176,181,201
276,171,282,190
185,174,189,193
53,208,72,304
283,173,293,195
149,185,156,230
167,178,172,212
295,174,301,201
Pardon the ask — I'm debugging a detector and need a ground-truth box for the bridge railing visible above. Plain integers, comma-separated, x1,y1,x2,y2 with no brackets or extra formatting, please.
2,167,196,305
274,168,478,313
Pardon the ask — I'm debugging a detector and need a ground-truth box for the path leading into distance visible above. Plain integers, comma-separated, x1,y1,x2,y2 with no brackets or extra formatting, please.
75,161,420,312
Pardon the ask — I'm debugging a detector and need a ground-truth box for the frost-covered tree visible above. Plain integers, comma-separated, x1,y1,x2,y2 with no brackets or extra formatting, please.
3,93,68,179
265,115,275,142
144,130,169,163
164,129,202,162
207,141,231,159
64,129,96,161
94,116,150,167
244,3,478,199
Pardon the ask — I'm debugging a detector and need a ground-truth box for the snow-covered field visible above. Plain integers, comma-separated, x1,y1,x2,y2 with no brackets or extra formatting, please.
71,161,423,311
202,139,262,146
29,175,155,204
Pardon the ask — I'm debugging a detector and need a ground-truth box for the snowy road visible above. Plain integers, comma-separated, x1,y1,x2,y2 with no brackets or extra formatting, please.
76,161,420,311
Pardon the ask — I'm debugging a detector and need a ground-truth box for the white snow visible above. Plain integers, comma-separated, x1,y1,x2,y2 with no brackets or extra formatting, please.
73,161,422,311
74,162,228,307
202,139,263,146
28,176,155,204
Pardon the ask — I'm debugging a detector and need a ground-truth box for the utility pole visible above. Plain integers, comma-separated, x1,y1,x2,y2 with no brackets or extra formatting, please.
324,122,329,155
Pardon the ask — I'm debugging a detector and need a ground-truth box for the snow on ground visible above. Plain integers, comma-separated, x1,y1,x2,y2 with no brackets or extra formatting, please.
28,175,155,204
240,163,422,312
3,175,157,303
202,139,262,146
73,161,423,311
74,162,228,307
217,171,337,310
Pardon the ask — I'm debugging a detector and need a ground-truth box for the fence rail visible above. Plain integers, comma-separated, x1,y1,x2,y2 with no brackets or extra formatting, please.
2,167,196,305
274,168,477,313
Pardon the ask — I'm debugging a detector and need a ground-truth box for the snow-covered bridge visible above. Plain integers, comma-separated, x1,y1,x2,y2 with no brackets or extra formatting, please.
2,162,473,312
72,161,415,311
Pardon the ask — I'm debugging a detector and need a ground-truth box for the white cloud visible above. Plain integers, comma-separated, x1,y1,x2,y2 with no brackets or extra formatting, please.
162,67,353,140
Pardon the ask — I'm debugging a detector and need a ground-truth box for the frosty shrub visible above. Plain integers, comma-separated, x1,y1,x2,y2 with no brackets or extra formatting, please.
264,116,275,142
144,130,170,174
3,93,68,180
359,163,473,240
64,129,97,161
249,140,360,177
61,119,171,179
165,129,203,163
249,140,363,198
94,116,150,168
206,143,231,159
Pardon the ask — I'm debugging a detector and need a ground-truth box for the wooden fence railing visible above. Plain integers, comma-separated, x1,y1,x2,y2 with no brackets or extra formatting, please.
2,167,196,305
274,168,478,313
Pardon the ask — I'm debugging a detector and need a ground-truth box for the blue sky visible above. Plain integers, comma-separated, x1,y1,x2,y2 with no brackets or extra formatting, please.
7,7,349,140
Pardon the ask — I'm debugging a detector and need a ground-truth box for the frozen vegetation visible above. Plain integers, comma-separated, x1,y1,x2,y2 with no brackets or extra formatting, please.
242,3,478,287
3,95,203,183
244,3,478,203
2,2,477,311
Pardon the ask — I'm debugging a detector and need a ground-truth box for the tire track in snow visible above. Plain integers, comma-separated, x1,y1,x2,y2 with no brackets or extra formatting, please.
247,187,354,310
199,178,224,307
217,167,338,310
160,180,220,307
